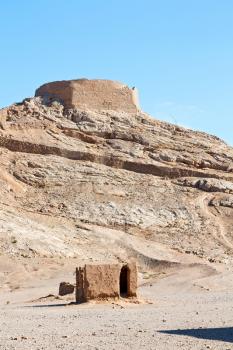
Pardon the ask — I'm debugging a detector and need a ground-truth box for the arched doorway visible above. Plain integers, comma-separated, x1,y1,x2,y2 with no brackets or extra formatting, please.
120,265,128,297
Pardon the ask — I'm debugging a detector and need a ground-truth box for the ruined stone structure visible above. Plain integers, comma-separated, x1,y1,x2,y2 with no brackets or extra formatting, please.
0,108,7,130
35,79,140,113
76,263,137,303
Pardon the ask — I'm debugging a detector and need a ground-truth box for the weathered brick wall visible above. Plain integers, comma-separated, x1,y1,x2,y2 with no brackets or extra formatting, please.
84,264,120,300
75,262,137,302
76,267,85,303
127,262,137,297
35,79,140,113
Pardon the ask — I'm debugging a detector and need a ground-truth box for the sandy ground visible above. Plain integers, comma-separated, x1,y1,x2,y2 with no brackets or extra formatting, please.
1,262,233,349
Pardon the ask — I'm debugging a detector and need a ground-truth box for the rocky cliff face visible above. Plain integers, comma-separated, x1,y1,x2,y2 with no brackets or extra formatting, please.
1,79,233,271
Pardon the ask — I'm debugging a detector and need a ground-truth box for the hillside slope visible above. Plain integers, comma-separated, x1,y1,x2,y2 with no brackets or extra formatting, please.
1,80,233,290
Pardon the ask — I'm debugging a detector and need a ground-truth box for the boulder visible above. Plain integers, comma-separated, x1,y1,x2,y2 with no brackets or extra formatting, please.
59,282,75,296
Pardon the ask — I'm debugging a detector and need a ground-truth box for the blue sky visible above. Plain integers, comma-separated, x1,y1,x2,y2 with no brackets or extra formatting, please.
1,1,233,144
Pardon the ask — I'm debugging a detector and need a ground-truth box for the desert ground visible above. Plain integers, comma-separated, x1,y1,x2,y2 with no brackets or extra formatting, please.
1,258,233,350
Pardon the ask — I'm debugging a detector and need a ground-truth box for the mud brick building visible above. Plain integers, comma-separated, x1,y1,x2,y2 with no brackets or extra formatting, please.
76,262,137,303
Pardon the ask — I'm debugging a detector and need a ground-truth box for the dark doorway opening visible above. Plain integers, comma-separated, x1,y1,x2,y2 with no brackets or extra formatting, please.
120,265,128,297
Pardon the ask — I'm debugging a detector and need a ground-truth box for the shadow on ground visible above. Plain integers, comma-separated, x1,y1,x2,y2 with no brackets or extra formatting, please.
25,302,77,308
159,327,233,343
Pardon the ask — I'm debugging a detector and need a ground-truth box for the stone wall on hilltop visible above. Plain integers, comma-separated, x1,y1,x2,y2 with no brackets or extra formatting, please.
35,79,140,113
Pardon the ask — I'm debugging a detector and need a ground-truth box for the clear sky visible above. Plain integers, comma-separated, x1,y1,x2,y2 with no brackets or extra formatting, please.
1,1,233,144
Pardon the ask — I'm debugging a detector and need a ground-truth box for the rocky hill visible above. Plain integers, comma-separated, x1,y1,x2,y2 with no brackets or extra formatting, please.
1,79,233,287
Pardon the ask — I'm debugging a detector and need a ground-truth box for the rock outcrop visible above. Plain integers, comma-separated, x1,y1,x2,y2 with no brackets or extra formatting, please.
59,282,75,296
1,78,233,276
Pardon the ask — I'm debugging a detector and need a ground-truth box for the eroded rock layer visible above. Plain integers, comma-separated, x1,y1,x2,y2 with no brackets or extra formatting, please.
1,79,233,271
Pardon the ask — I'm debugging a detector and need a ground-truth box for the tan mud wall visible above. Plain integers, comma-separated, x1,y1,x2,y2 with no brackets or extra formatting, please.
35,79,140,113
84,264,120,300
35,81,73,108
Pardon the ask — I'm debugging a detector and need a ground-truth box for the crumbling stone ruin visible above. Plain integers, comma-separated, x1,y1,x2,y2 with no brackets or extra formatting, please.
0,108,7,130
35,79,140,113
59,282,75,296
76,262,137,303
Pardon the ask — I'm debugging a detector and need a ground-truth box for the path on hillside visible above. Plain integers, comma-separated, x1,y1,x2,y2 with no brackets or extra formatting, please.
197,193,233,250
